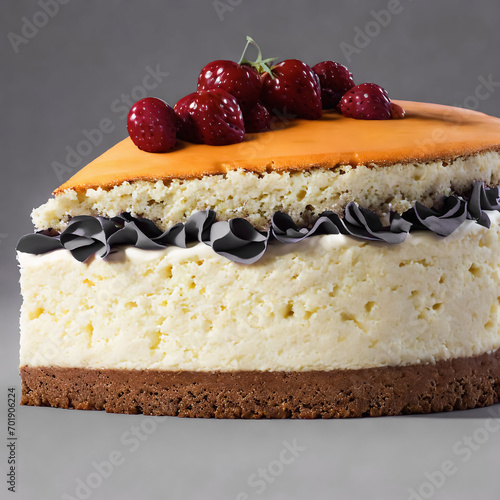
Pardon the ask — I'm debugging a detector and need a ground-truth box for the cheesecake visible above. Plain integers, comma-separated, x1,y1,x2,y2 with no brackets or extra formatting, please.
18,101,500,418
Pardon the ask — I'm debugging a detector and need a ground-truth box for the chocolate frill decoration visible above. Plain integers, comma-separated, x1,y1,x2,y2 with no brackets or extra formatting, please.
16,182,500,264
60,216,122,261
17,230,63,255
271,212,341,243
210,219,269,264
272,207,408,244
401,197,467,237
108,211,215,250
340,203,409,244
467,182,500,228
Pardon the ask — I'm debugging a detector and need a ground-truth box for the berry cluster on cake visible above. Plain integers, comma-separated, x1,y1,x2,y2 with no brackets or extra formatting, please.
18,38,500,418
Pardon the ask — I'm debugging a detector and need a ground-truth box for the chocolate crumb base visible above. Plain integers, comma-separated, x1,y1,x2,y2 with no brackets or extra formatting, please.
20,351,500,418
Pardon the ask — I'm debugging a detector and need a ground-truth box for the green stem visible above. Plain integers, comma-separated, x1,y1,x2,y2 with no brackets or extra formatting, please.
238,35,276,77
238,36,254,65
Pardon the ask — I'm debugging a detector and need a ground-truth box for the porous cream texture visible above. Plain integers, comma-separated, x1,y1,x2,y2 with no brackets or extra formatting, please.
19,212,500,372
32,151,500,232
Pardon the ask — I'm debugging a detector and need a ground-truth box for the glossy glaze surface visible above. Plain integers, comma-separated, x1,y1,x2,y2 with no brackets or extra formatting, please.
55,101,500,193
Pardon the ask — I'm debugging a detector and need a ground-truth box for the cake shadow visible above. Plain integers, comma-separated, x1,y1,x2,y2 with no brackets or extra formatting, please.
409,404,500,419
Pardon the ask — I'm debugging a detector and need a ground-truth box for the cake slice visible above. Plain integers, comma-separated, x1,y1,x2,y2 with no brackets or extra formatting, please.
17,98,500,418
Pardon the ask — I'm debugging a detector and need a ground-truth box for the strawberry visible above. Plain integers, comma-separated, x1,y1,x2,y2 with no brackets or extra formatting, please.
339,83,393,120
261,59,322,120
197,36,276,114
174,89,245,146
243,102,271,133
197,60,262,113
127,97,177,153
312,61,355,109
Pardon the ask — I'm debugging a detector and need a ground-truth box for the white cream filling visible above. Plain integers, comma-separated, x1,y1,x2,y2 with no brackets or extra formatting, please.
18,212,500,372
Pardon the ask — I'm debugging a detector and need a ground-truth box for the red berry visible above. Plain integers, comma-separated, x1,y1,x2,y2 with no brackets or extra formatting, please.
243,102,271,133
339,83,392,120
312,61,355,109
174,93,202,143
261,59,322,120
127,97,176,153
197,60,262,113
174,89,245,146
390,102,406,119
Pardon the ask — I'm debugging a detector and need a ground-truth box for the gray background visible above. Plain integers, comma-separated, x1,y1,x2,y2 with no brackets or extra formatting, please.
2,0,500,498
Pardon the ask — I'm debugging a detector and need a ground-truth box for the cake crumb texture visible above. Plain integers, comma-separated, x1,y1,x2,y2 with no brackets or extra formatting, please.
33,151,500,231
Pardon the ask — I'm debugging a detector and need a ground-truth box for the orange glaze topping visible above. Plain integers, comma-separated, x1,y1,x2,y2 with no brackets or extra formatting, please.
54,100,500,194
